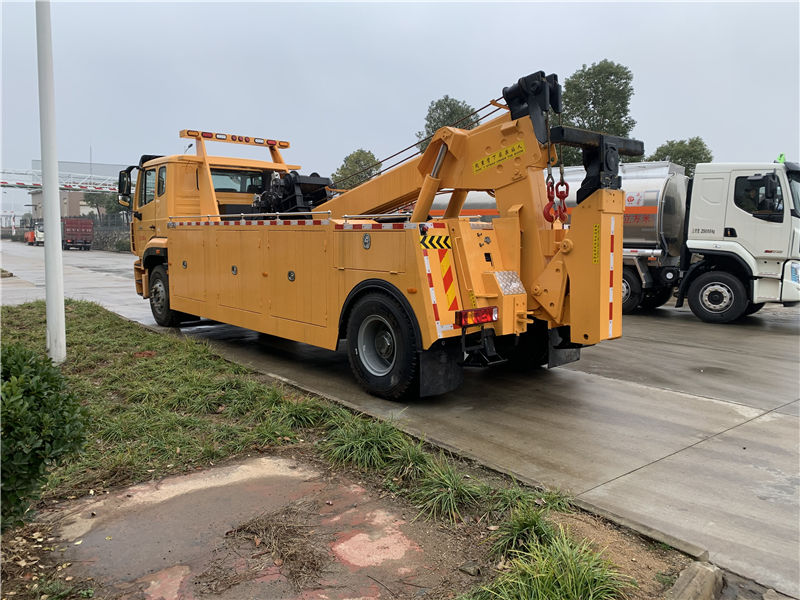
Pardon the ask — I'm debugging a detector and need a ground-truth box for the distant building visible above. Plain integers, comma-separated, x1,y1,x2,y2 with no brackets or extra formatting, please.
29,160,128,219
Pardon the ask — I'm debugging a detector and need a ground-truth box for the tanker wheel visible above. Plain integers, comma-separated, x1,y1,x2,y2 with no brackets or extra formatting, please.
148,265,183,327
687,271,748,323
639,287,674,311
346,293,419,401
621,268,642,314
744,302,765,316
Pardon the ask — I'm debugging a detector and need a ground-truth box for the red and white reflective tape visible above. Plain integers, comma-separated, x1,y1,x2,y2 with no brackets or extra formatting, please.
171,219,331,227
421,248,454,339
334,222,417,230
609,216,615,337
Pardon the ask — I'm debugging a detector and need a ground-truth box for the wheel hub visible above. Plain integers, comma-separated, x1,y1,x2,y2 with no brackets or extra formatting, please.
622,278,631,303
151,280,166,314
700,282,733,313
357,315,397,377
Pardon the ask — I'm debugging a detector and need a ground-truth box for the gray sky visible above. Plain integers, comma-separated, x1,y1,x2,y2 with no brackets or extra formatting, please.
2,1,799,214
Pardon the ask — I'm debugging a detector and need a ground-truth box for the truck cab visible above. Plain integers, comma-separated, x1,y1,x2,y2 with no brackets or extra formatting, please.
679,162,800,321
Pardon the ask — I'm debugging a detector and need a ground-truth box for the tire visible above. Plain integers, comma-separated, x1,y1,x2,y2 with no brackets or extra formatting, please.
744,302,765,316
346,293,419,400
687,271,748,323
639,286,674,311
621,268,643,314
148,264,182,327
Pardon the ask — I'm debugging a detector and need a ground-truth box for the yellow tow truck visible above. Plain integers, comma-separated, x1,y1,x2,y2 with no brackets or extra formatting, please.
119,70,643,399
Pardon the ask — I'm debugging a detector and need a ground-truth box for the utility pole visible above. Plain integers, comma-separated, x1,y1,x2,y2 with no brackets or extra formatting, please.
35,0,66,363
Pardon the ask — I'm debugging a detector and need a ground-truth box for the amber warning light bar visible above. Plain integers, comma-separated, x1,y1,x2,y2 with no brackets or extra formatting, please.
180,129,290,149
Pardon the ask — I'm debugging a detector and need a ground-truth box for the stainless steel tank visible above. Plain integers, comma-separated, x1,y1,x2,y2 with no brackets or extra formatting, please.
437,161,688,256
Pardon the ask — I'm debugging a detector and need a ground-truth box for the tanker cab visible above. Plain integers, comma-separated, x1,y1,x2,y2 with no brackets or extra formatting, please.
723,168,799,303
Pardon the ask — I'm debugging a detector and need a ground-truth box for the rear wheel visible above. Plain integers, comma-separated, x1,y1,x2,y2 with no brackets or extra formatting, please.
149,265,183,327
639,286,673,310
346,293,419,400
621,268,643,314
687,271,748,323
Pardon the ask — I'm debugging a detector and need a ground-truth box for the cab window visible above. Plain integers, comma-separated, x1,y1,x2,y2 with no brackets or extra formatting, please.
733,176,783,222
157,166,167,197
140,169,156,206
210,169,264,193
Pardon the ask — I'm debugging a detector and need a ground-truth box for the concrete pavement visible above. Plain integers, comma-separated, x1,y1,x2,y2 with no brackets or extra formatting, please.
2,240,798,597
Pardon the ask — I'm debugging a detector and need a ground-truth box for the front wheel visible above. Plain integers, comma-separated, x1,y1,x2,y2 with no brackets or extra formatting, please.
149,265,182,327
621,268,643,314
687,271,748,323
346,293,419,400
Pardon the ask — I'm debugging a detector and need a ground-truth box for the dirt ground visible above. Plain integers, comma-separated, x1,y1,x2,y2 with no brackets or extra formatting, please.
1,446,694,600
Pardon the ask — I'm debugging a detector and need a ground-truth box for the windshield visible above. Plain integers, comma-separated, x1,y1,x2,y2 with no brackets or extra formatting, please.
788,170,800,215
210,169,264,194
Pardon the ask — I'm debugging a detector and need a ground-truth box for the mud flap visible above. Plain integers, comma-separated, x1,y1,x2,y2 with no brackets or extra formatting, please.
547,326,581,368
419,341,464,397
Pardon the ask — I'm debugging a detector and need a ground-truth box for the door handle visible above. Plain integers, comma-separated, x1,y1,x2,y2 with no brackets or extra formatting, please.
149,225,156,230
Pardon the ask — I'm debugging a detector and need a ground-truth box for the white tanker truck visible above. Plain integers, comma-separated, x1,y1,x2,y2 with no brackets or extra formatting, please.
432,160,800,323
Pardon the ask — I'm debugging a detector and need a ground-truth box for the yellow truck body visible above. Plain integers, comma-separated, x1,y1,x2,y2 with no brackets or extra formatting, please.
121,71,642,399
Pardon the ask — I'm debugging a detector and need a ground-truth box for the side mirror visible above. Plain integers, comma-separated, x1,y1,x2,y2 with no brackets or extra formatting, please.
764,173,778,200
118,169,133,208
118,170,131,195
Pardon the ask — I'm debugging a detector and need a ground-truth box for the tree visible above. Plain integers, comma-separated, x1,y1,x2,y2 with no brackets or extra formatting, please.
559,60,637,166
647,137,713,177
416,95,477,152
85,191,124,220
331,149,382,190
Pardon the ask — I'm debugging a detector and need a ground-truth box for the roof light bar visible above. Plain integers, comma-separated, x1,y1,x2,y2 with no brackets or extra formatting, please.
179,129,290,149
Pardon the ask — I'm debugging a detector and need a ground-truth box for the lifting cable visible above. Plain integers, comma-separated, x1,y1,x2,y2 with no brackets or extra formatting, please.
330,97,506,191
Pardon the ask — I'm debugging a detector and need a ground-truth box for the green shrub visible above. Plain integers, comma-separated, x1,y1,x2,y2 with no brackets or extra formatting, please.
1,344,87,529
114,238,131,252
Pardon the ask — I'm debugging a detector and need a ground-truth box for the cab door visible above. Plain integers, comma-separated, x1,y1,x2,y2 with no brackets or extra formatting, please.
134,167,157,250
725,171,792,273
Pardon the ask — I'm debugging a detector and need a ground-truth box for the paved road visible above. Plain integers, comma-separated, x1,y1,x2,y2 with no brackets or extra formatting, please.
2,240,798,597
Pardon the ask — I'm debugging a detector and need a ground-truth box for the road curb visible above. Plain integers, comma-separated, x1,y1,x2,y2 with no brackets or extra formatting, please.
570,499,710,561
666,562,723,600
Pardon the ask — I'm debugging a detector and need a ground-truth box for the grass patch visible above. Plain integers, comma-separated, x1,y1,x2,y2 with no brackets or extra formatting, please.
0,300,305,501
466,528,634,600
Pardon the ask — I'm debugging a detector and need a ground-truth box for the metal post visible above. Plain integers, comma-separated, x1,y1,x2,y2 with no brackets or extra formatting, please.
35,0,66,363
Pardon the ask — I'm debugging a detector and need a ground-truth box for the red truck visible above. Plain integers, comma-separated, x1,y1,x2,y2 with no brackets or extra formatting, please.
61,217,93,250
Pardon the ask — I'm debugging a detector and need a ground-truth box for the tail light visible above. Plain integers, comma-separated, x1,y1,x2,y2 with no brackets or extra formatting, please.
455,306,498,327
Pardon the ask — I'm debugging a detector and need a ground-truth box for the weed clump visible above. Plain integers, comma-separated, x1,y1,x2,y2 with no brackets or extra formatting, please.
385,438,432,484
468,528,633,600
488,504,555,558
322,412,407,470
411,455,484,523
